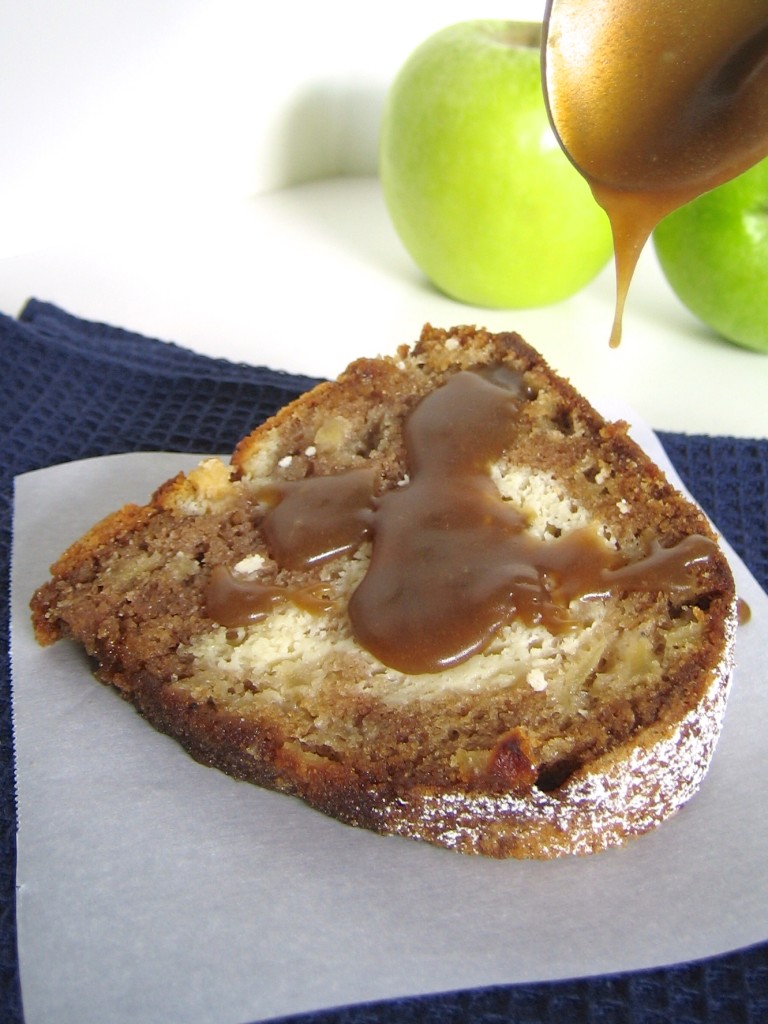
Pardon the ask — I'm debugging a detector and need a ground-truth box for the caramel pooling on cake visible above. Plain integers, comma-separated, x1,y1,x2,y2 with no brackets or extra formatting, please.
207,368,718,674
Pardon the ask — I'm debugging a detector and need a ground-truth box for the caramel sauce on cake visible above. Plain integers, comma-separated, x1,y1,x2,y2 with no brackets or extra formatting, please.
30,325,739,858
544,0,768,346
207,368,718,674
257,467,376,569
205,565,334,628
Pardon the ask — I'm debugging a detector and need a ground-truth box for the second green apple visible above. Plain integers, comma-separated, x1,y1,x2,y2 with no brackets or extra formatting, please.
379,20,612,308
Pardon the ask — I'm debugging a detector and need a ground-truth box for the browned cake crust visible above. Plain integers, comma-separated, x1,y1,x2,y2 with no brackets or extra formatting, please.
30,325,737,858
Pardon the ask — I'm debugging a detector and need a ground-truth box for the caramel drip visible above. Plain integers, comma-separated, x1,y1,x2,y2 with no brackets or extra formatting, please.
205,369,719,674
737,597,752,625
543,0,768,346
205,565,333,629
258,467,376,569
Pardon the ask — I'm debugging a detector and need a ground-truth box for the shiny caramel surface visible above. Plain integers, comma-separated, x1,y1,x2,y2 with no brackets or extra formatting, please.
207,368,718,673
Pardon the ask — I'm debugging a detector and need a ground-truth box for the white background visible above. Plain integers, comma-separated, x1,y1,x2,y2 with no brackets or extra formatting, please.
1,0,546,250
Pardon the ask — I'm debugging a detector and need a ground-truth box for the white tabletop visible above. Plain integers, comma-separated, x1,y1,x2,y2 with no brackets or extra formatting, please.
1,175,767,440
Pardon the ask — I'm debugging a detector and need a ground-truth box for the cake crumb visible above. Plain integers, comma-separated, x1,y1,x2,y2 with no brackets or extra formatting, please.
527,669,548,692
233,553,266,575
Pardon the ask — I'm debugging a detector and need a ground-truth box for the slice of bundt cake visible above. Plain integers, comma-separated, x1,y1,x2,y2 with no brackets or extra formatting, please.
30,325,737,858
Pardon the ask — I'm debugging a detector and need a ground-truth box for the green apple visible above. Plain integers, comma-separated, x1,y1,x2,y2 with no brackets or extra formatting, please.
653,156,768,353
379,20,613,308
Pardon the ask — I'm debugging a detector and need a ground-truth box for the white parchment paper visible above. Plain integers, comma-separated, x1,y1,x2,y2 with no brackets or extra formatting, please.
10,413,768,1024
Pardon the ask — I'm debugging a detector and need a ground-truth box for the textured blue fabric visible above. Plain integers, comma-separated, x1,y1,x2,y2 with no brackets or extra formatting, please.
2,300,766,1023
